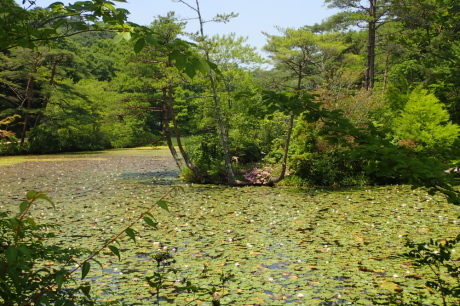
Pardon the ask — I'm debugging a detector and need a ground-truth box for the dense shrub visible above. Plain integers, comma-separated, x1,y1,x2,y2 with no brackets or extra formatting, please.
184,135,226,181
391,87,460,158
0,192,92,305
183,135,264,183
286,106,459,196
290,149,368,187
287,120,367,187
28,123,108,153
0,137,27,155
228,139,262,164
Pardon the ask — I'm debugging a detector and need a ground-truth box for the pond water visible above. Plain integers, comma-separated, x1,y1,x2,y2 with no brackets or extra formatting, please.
1,147,459,305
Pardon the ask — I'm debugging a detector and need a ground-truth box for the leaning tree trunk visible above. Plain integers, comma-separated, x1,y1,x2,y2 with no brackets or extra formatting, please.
269,61,305,184
165,85,203,181
208,72,236,184
269,112,294,184
161,88,183,170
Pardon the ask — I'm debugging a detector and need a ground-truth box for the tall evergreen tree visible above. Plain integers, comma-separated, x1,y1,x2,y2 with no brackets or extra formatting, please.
324,0,392,89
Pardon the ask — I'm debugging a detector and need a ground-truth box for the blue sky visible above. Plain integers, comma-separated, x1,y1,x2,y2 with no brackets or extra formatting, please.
20,0,338,53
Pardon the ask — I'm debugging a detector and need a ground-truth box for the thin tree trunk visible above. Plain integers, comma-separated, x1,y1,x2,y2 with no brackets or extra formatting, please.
161,88,183,170
195,0,236,185
382,35,390,92
365,0,377,90
20,74,35,145
20,113,29,145
269,63,304,184
166,86,202,180
269,113,294,184
208,72,236,184
35,57,60,127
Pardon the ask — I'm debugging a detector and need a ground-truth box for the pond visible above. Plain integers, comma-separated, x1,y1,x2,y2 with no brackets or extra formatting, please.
1,147,459,305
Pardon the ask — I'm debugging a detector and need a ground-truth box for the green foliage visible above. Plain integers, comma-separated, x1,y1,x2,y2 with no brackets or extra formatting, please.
290,149,367,187
0,0,132,52
283,100,460,202
0,191,92,305
228,139,262,164
275,174,307,187
263,27,349,92
342,125,460,204
392,87,460,155
0,137,27,155
0,5,219,156
184,135,226,182
288,124,367,187
146,248,234,305
0,186,178,305
28,121,108,153
182,133,264,183
404,235,460,306
26,79,157,153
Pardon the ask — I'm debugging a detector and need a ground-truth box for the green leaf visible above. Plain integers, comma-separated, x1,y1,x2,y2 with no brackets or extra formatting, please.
191,57,210,74
19,201,29,214
113,32,131,44
206,60,221,74
174,54,187,71
26,190,38,200
18,245,31,259
122,31,131,41
134,38,145,53
48,2,64,9
125,228,137,243
7,266,20,289
103,2,115,11
36,193,55,208
157,200,170,212
56,272,64,290
25,217,37,229
184,62,196,79
17,39,34,49
80,284,91,297
108,245,121,261
143,216,158,229
169,49,180,60
145,34,159,46
5,246,17,264
81,261,90,279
